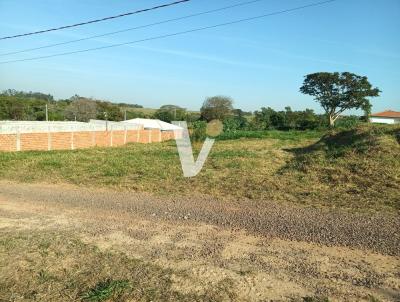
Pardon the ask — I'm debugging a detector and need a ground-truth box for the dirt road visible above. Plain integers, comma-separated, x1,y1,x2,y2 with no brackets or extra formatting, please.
0,181,399,301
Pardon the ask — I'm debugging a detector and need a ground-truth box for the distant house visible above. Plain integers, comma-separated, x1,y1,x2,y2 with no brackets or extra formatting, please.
370,110,400,124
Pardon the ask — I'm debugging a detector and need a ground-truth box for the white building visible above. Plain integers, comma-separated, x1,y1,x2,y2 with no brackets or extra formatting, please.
370,110,400,124
122,118,182,131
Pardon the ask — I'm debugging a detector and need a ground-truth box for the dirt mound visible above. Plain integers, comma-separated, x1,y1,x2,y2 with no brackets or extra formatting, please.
282,124,400,211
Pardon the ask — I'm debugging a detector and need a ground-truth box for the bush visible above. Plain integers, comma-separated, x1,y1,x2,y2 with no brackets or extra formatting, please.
335,115,362,129
190,120,207,141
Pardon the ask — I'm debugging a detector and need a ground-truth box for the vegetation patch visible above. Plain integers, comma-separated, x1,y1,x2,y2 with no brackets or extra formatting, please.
0,125,398,212
0,230,237,302
81,279,130,301
281,124,400,211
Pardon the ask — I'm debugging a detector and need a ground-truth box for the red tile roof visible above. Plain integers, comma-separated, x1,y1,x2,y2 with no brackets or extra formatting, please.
370,110,400,118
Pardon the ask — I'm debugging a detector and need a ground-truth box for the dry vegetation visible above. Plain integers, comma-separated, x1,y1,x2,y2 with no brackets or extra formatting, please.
0,124,398,212
0,230,237,301
0,125,399,301
1,188,398,301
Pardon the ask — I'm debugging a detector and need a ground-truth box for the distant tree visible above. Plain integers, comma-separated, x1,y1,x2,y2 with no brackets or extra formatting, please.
117,102,143,108
154,105,186,123
125,110,147,119
185,112,201,123
96,101,123,121
200,96,233,122
65,97,98,121
223,109,248,132
1,89,54,101
252,107,276,130
300,72,380,127
190,120,207,141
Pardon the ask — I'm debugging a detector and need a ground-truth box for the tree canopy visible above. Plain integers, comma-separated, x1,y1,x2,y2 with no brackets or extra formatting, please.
154,105,186,123
200,96,233,122
300,72,380,126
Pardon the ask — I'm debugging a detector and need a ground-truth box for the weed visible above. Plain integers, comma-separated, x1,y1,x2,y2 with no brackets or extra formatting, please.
81,279,130,301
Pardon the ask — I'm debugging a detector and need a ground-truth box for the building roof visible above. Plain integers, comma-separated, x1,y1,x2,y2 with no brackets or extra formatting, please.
123,118,182,131
370,110,400,118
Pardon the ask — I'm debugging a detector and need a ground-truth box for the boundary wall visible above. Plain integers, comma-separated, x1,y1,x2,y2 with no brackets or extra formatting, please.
0,121,177,152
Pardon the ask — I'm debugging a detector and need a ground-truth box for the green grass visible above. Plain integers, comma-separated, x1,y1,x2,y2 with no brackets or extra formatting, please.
216,129,324,141
81,279,130,301
0,126,398,212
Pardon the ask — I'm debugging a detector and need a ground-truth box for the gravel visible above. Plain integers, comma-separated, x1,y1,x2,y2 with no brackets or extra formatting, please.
0,181,398,256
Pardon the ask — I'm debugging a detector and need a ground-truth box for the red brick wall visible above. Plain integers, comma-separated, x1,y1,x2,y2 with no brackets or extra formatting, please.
20,133,48,151
0,129,176,152
0,134,17,152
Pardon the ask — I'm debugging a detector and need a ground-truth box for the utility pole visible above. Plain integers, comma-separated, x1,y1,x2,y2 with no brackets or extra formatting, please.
124,110,127,121
45,104,48,121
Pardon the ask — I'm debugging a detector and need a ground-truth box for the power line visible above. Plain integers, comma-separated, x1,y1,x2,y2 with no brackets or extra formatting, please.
0,0,191,40
0,0,265,56
0,0,337,65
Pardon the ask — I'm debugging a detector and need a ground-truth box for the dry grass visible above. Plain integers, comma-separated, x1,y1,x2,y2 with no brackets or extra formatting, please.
0,229,237,302
0,125,398,212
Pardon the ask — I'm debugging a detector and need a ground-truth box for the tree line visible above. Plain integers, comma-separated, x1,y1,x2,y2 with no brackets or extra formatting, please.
0,72,380,132
0,90,143,122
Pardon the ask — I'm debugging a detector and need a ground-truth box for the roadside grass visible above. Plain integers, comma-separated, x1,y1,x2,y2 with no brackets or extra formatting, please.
0,125,398,212
0,229,237,302
216,129,323,141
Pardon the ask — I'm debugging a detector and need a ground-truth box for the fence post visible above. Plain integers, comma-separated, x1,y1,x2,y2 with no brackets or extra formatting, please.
158,130,162,142
148,129,151,143
92,125,96,147
124,125,127,145
71,126,75,150
110,125,113,147
136,128,140,143
47,124,52,151
16,126,21,151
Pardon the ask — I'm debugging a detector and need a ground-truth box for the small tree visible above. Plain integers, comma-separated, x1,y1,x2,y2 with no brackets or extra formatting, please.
66,97,98,122
154,105,186,123
200,96,233,122
300,72,380,127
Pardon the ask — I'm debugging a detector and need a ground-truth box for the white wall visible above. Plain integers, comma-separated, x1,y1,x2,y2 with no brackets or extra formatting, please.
0,121,141,134
370,117,399,124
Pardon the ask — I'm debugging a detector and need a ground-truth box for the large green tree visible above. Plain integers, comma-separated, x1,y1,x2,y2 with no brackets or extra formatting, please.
200,96,233,122
300,72,380,127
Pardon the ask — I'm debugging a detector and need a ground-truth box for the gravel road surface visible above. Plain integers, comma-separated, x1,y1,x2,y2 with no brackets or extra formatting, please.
0,181,399,301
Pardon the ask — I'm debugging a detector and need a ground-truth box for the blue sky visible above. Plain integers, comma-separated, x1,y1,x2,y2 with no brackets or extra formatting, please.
0,0,399,113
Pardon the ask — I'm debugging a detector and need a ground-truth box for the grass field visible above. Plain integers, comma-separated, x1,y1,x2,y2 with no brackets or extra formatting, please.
0,230,237,301
0,125,398,212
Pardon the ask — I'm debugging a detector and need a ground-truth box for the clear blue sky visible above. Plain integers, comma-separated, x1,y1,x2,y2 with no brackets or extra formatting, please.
0,0,399,113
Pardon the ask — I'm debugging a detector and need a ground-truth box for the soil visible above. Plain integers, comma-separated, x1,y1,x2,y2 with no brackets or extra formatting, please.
0,181,399,301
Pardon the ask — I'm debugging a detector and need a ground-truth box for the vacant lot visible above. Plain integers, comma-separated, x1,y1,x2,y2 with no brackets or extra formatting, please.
0,126,398,212
0,125,399,301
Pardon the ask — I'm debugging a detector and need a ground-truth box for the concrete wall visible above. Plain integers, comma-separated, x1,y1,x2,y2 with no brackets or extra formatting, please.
370,117,400,124
0,121,178,152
